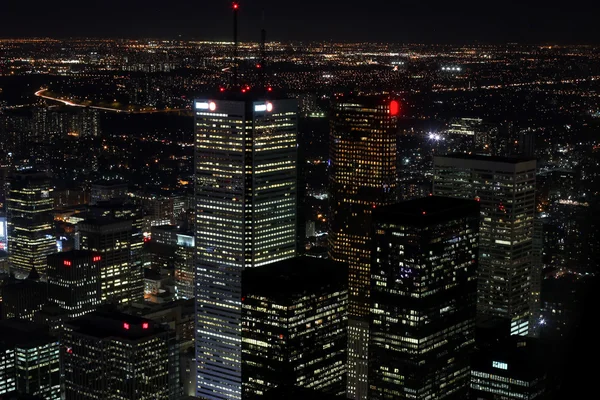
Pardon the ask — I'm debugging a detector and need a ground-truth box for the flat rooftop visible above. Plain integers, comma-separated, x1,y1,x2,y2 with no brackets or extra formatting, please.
435,153,536,164
375,196,480,224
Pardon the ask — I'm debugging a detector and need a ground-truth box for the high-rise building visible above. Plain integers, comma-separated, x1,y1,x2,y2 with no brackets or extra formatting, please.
434,154,536,336
328,97,399,399
0,319,61,400
194,93,298,400
241,257,347,398
46,250,102,319
90,181,128,205
470,337,548,400
174,232,194,300
7,171,55,277
62,310,179,400
369,197,479,399
77,219,142,304
1,268,46,321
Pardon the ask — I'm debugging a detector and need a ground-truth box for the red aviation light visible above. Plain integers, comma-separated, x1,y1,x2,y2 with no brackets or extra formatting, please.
93,256,101,262
220,87,226,92
233,2,239,10
64,260,71,266
389,100,400,116
123,323,130,330
142,322,149,329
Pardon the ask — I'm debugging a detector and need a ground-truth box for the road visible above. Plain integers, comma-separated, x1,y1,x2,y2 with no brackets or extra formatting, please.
35,89,128,113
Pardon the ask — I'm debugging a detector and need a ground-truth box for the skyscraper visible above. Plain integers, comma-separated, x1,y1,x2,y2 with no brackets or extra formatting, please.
369,197,479,399
328,97,399,399
62,310,179,400
7,171,55,277
434,154,536,336
241,257,347,398
194,93,298,400
77,218,142,305
46,250,102,318
0,319,61,400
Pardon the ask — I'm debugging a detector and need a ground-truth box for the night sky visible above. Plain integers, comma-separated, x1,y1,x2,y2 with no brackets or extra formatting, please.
3,0,600,43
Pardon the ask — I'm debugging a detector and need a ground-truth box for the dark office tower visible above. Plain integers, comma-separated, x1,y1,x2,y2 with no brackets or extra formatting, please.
470,337,548,400
241,257,347,398
62,310,179,400
194,94,298,400
1,268,46,321
46,250,102,318
77,219,141,305
328,97,399,400
434,154,536,336
7,171,55,277
369,197,479,400
90,180,128,205
0,320,61,400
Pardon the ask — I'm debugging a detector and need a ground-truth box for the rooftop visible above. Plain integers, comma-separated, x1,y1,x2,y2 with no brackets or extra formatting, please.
375,196,479,225
242,257,347,300
435,153,536,164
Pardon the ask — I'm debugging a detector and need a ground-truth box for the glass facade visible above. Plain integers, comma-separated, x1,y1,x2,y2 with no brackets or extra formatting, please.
47,250,102,319
241,258,348,398
7,171,55,277
433,155,536,336
328,98,398,400
369,197,479,400
63,311,179,400
194,97,298,400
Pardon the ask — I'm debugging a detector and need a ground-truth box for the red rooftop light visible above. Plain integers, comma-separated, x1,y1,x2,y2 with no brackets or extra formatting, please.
64,260,71,266
142,322,149,329
93,256,101,262
123,322,130,330
267,87,273,92
220,87,226,92
233,3,239,10
389,100,400,116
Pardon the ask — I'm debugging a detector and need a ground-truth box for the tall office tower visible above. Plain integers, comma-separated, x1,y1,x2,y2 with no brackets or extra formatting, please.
194,93,298,400
46,250,102,318
369,197,479,400
241,257,347,398
174,232,194,300
62,310,179,400
0,320,61,400
77,219,142,304
434,154,536,336
470,337,548,400
7,171,55,277
328,97,399,399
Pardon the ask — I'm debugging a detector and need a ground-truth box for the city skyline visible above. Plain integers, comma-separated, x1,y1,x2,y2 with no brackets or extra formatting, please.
3,1,600,44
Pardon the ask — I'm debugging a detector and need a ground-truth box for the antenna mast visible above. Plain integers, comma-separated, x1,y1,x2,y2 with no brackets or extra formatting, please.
233,2,239,86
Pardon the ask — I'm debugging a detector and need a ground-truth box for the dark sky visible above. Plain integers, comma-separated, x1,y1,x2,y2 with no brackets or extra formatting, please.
3,0,599,43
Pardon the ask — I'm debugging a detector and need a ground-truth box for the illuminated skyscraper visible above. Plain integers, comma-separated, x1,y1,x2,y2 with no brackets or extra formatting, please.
369,197,479,399
241,257,347,398
434,154,536,336
7,171,55,277
77,219,142,305
194,93,298,400
328,97,399,399
46,250,102,319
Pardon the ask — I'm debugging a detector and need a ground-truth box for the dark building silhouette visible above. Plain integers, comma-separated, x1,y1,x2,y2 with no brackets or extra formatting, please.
1,268,46,321
62,309,179,400
369,196,479,399
241,257,347,398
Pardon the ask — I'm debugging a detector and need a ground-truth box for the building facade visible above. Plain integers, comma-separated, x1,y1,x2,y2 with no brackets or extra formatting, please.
62,310,179,400
77,219,141,305
434,154,536,336
241,257,347,398
369,197,479,399
194,94,298,400
328,97,399,399
46,250,102,319
7,171,55,277
0,320,61,400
